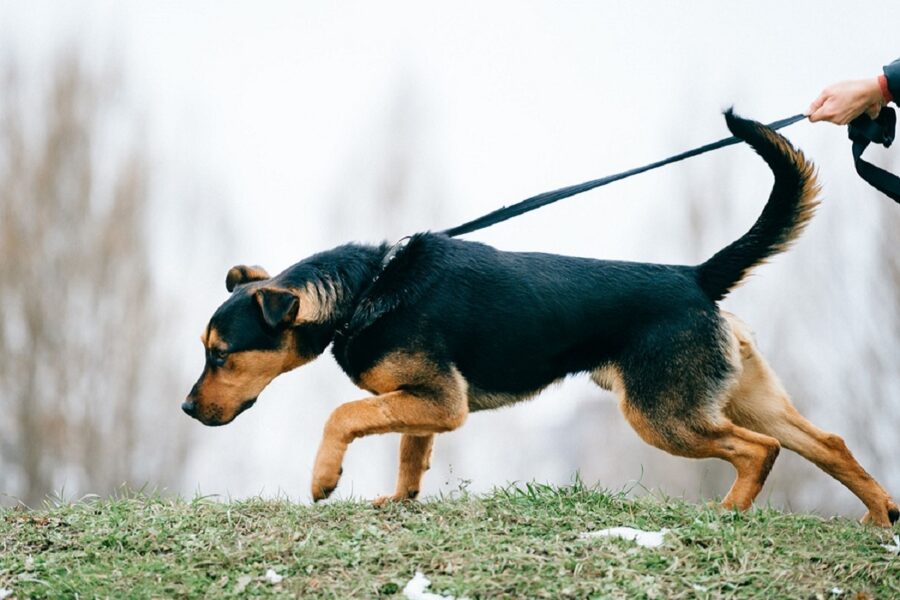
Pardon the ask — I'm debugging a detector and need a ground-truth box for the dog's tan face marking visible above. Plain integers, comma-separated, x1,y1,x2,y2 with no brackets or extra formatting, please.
187,325,311,426
203,326,222,350
186,271,341,427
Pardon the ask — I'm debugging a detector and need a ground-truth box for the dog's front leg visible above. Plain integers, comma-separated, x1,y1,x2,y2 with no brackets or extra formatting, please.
373,434,435,506
311,390,466,501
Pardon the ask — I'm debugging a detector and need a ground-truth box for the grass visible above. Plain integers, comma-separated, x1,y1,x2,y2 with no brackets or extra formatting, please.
0,483,897,599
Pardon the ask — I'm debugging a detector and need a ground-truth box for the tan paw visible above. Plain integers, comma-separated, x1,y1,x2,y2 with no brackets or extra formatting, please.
372,490,419,507
311,466,342,502
860,500,899,528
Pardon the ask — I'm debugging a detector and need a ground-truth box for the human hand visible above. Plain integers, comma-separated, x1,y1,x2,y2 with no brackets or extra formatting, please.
808,78,885,125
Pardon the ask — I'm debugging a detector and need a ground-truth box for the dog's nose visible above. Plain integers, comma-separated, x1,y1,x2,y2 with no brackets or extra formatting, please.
182,399,197,416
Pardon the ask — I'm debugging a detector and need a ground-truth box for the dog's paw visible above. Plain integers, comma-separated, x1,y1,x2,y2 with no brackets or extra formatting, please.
372,490,419,508
311,466,343,502
860,499,900,528
311,483,336,502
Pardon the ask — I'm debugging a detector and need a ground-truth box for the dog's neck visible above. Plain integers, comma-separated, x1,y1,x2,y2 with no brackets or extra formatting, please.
278,242,389,330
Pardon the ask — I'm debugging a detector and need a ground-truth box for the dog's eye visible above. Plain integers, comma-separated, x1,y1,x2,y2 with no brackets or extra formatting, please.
209,348,228,367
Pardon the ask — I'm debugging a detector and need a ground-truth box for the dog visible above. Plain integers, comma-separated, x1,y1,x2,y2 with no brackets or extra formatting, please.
184,111,899,527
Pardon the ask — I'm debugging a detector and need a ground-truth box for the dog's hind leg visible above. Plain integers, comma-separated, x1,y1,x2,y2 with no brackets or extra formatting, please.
618,397,781,511
723,314,899,527
594,322,780,512
373,434,435,506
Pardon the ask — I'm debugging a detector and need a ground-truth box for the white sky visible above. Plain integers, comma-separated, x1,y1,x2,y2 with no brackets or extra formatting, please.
2,1,898,504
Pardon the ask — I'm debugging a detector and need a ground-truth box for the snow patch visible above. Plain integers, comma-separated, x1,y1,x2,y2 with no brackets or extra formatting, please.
403,571,454,600
264,568,284,584
882,534,900,555
579,526,669,548
234,575,252,593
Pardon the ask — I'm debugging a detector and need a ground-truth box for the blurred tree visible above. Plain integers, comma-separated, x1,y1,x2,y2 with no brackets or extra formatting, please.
0,53,189,506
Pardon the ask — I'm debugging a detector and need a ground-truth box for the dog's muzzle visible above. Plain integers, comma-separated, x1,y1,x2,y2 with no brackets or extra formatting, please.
181,396,258,426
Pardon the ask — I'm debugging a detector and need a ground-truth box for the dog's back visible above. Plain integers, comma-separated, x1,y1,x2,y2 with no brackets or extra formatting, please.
340,234,720,408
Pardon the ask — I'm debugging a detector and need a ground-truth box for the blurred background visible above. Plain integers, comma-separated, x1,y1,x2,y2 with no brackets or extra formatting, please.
1,1,897,518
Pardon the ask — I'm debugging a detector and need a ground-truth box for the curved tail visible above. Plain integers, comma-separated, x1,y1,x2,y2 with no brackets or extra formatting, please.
696,110,821,302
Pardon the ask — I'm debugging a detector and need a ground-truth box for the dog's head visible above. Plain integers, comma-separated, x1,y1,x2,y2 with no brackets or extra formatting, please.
183,264,334,426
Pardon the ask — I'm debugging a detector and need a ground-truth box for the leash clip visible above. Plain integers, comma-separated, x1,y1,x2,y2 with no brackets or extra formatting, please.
377,236,412,275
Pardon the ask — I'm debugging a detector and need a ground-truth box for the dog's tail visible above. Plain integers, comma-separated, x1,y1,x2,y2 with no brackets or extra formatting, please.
695,110,820,303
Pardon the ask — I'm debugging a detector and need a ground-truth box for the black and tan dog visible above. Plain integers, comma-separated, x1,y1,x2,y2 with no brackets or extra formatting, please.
184,112,898,527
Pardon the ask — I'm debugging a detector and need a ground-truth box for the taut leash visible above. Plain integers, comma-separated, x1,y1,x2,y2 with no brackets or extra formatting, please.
441,113,805,238
442,108,900,239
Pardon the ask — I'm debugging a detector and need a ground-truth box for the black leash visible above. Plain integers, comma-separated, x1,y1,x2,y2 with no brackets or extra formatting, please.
442,109,900,239
442,113,805,238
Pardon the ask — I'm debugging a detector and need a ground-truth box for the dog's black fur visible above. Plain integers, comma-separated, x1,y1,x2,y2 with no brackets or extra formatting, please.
183,112,899,525
334,234,734,410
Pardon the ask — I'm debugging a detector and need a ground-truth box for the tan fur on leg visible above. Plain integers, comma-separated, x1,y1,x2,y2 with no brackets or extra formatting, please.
311,380,466,501
723,313,899,526
716,426,781,511
619,397,780,511
373,434,434,506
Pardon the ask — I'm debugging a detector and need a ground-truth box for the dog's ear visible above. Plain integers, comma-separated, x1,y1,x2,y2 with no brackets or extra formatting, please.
226,265,270,292
254,287,300,329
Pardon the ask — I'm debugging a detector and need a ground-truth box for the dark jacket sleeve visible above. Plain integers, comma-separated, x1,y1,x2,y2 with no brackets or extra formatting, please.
884,59,900,103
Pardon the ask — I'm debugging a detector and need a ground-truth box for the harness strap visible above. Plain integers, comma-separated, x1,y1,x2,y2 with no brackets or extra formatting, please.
333,235,413,340
848,106,900,204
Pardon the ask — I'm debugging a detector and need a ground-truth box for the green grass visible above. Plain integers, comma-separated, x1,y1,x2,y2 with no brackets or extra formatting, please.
1,483,897,599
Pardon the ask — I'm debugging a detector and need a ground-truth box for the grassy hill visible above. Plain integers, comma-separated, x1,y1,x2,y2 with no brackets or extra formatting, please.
1,483,897,598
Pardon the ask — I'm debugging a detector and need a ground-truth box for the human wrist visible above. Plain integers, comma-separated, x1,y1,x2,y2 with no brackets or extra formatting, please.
878,74,893,103
884,59,900,103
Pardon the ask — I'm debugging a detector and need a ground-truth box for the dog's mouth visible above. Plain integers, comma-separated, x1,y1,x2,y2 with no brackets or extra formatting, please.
235,396,258,417
198,397,258,427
